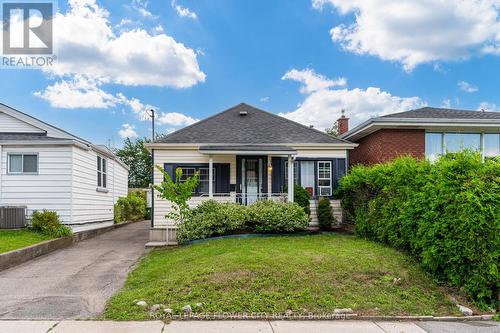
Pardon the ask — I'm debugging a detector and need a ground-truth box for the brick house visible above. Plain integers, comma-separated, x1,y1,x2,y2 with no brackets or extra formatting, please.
338,107,500,166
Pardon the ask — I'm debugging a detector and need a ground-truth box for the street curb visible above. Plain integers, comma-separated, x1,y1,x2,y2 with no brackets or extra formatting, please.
0,220,142,271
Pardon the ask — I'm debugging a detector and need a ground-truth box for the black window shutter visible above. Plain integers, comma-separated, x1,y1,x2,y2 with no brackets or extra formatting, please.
163,163,175,181
214,163,230,194
271,157,283,193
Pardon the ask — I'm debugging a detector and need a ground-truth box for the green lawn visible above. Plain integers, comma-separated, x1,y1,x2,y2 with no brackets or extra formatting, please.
104,234,464,320
0,229,53,254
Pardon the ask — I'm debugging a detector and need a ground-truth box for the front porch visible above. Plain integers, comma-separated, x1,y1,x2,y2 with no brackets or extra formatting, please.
149,145,346,245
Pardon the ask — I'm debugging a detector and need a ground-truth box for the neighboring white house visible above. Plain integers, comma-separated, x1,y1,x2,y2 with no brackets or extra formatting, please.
146,103,358,245
0,103,129,231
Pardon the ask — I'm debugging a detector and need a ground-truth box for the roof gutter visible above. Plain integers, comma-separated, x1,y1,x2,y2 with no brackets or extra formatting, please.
341,118,500,141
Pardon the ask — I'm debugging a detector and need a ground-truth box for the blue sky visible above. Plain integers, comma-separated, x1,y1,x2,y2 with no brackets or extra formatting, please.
1,0,499,146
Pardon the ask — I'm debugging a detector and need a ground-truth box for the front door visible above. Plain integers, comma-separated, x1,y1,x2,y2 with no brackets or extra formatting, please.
239,157,265,205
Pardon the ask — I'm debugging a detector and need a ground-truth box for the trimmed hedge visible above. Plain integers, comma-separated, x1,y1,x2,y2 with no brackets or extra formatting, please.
337,151,500,308
177,200,309,243
248,200,310,233
317,197,333,230
177,201,249,243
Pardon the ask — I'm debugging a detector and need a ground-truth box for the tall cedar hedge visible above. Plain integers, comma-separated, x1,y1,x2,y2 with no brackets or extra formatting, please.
337,152,499,309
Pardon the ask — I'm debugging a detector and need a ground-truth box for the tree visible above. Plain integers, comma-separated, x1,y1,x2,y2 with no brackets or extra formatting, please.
114,138,152,188
325,122,339,137
153,166,199,224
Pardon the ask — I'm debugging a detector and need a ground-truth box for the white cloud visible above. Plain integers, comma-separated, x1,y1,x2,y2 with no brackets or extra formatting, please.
34,75,156,120
441,99,451,109
260,96,270,102
282,69,347,94
458,80,479,93
171,0,198,19
131,0,154,18
281,68,425,129
478,102,500,112
49,0,205,88
313,0,500,71
119,123,139,139
34,75,117,109
157,112,198,126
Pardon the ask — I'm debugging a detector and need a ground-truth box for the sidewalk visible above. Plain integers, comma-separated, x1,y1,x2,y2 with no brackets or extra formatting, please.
1,320,499,333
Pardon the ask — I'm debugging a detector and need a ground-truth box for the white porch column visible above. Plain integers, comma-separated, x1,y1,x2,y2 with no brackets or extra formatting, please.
208,155,214,198
267,155,272,198
287,154,294,202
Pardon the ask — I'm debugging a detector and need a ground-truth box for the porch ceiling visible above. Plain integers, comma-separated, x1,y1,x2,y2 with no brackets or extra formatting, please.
199,145,297,155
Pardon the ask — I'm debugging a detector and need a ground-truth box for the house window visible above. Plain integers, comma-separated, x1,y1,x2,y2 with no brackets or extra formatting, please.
317,161,332,196
97,156,107,188
8,153,38,174
445,133,481,153
425,133,443,161
484,134,500,158
284,161,299,185
426,132,500,161
177,166,215,195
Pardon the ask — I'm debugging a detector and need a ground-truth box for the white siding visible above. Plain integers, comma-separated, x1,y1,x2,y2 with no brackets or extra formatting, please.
0,145,73,223
71,146,128,225
0,111,45,133
151,146,349,228
294,147,347,159
153,149,235,227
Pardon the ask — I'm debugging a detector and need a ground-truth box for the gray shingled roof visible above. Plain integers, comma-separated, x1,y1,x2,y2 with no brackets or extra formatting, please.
381,107,500,120
155,103,350,144
199,145,297,153
0,133,68,141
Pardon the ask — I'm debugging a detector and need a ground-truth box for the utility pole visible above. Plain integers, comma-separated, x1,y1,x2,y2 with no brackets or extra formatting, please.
148,109,155,228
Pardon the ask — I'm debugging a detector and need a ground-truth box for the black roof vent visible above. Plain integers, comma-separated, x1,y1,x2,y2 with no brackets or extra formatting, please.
239,111,248,116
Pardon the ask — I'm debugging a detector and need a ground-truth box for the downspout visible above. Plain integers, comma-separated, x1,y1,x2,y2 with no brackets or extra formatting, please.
0,144,2,204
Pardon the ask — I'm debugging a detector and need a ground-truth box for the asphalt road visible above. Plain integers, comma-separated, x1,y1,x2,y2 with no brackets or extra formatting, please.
0,221,149,320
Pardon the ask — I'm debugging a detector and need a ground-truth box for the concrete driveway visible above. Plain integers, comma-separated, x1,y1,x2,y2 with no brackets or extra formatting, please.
0,221,149,320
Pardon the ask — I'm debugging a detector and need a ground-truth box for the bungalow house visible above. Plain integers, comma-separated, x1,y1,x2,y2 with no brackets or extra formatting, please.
146,103,357,245
339,107,500,165
0,103,129,231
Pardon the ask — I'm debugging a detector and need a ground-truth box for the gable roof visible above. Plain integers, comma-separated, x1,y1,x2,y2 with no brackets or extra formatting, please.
0,103,129,170
341,107,500,141
154,103,352,145
381,107,500,120
0,103,91,144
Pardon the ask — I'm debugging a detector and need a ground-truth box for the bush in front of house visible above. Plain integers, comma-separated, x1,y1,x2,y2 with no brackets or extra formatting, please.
248,200,309,233
31,210,73,238
317,197,334,230
293,185,311,216
114,191,147,223
336,151,500,309
177,200,249,243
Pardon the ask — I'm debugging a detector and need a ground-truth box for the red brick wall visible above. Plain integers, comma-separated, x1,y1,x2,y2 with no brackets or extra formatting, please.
349,129,425,166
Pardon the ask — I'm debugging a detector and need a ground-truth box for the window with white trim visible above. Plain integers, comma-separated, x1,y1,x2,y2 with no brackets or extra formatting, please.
317,161,332,196
177,166,215,195
8,153,38,174
97,156,107,188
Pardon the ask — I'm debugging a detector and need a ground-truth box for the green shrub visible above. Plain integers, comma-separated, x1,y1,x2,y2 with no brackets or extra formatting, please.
293,185,311,216
337,152,500,309
317,197,333,230
31,210,72,238
248,200,309,233
177,200,248,243
115,191,147,223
